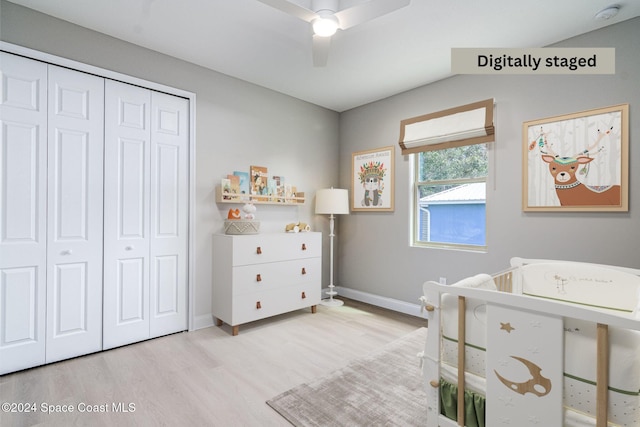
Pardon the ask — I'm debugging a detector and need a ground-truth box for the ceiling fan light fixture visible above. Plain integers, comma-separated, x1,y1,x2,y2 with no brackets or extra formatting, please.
312,14,339,37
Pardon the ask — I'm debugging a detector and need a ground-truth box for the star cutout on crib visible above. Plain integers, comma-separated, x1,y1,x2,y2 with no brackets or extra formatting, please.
500,322,515,333
498,395,515,407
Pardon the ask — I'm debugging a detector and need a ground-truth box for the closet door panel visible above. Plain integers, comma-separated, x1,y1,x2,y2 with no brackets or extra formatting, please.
46,65,104,363
118,258,146,322
51,263,88,334
2,125,39,243
120,138,147,237
0,53,47,374
103,80,151,350
149,92,188,337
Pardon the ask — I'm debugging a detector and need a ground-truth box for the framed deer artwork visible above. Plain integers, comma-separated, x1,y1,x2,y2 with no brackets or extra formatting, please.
522,104,629,212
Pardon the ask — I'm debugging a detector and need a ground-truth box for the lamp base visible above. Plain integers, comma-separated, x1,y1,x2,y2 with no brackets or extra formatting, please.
320,298,344,307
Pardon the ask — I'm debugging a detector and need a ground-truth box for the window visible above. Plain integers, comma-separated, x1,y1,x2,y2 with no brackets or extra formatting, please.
398,99,494,250
413,144,487,249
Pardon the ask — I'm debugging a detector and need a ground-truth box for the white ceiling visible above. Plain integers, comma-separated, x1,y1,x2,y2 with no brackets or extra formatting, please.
7,0,640,112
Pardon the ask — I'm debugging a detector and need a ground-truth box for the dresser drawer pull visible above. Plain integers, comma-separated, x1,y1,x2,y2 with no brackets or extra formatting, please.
301,291,306,299
256,301,262,309
301,243,307,251
256,274,262,282
256,246,262,254
301,267,306,275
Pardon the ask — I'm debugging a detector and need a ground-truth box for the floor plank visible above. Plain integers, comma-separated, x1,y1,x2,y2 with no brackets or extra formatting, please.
0,299,426,426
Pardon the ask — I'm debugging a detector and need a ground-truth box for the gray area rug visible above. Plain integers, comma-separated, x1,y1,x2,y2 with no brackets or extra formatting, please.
267,327,428,426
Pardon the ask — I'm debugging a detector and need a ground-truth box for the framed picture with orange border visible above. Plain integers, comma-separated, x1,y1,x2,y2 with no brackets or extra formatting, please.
351,146,395,212
523,104,628,212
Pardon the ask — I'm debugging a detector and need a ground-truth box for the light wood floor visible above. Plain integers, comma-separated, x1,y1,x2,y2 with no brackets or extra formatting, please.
0,299,426,427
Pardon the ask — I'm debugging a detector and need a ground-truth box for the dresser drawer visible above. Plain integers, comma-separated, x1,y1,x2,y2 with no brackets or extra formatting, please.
230,233,321,265
232,257,321,295
231,285,321,326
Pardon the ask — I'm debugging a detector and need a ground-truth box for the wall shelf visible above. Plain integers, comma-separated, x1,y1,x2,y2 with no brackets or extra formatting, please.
215,185,305,205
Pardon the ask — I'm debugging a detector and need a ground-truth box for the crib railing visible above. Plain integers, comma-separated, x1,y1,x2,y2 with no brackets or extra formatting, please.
489,267,610,425
422,278,639,427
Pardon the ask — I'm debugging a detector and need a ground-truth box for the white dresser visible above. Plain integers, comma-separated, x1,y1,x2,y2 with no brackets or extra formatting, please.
212,232,322,335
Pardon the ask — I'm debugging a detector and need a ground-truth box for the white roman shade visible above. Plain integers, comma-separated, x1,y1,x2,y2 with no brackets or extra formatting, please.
399,98,495,155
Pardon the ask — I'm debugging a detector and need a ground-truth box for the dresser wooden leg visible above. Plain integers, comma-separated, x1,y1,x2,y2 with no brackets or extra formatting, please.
311,305,317,314
215,318,223,327
232,325,239,336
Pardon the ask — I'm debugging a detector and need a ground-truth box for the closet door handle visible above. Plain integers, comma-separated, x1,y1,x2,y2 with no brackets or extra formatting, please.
125,246,134,251
301,267,306,275
256,301,262,309
61,249,72,255
256,274,262,282
256,246,262,254
301,243,307,251
301,291,306,299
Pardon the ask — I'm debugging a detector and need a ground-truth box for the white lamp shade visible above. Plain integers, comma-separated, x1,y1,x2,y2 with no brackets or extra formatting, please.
315,188,349,215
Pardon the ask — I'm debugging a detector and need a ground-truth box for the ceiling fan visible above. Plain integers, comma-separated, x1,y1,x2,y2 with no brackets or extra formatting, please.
256,0,411,66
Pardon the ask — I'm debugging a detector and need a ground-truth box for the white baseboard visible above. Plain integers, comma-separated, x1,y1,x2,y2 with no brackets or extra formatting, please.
192,313,215,331
332,287,425,318
196,288,425,331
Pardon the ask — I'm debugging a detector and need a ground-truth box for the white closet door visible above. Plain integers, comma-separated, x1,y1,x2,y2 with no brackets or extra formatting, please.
149,92,188,337
103,80,151,350
45,65,104,363
0,53,48,374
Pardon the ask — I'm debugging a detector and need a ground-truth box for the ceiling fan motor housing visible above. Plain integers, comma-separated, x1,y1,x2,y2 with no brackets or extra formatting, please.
312,0,339,14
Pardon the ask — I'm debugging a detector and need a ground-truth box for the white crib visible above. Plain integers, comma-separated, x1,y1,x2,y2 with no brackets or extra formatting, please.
421,257,640,427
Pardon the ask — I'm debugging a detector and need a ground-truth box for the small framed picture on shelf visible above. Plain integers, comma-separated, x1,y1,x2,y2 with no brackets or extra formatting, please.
250,165,268,197
272,175,285,202
285,184,297,200
233,171,250,196
221,178,232,200
226,174,241,200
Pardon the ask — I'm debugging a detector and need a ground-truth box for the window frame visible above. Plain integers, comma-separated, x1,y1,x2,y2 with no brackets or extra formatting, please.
411,148,488,252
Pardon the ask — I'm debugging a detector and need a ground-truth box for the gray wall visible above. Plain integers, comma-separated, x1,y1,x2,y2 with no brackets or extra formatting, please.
0,1,341,327
338,17,640,305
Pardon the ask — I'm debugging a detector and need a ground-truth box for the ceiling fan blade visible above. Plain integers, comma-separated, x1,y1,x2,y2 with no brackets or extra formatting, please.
256,0,318,23
334,0,410,30
312,34,331,67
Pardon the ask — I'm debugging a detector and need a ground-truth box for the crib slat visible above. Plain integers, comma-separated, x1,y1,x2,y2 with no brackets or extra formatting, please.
596,323,609,427
493,268,515,293
457,296,466,426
